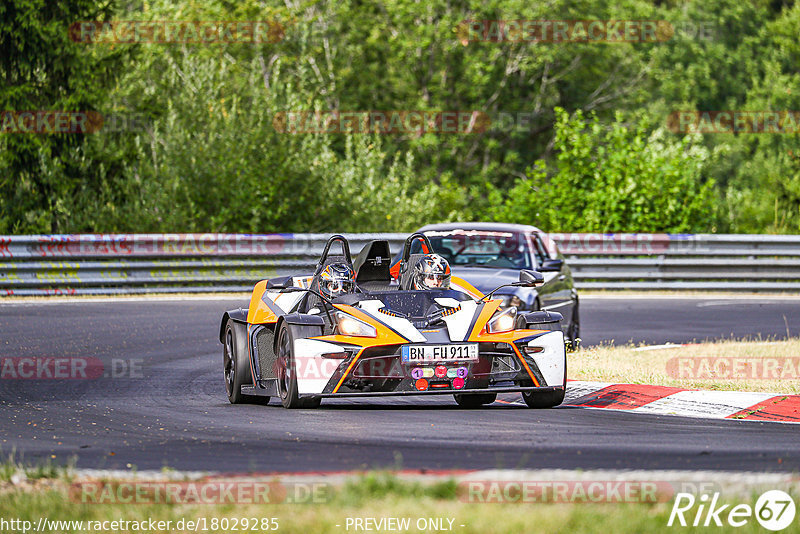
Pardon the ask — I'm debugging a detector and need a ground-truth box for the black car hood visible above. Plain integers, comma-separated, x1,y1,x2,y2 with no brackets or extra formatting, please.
451,266,522,293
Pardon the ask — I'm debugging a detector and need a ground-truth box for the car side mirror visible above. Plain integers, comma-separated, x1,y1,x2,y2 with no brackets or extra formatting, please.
266,275,293,289
539,258,563,272
517,269,544,287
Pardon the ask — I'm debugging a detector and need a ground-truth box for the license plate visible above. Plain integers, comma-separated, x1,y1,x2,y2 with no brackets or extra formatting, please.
401,344,478,363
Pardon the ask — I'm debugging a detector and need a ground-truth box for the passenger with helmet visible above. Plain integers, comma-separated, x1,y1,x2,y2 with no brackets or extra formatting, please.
412,254,451,290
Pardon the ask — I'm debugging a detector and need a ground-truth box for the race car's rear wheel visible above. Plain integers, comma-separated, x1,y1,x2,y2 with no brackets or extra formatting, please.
276,323,322,409
454,393,497,408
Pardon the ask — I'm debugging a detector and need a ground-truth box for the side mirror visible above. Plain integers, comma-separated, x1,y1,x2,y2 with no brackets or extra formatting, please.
516,269,544,287
482,269,544,302
539,258,563,272
266,275,293,289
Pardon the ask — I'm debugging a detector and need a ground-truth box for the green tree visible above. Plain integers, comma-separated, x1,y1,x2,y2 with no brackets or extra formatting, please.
0,0,125,233
495,108,717,232
3,0,798,235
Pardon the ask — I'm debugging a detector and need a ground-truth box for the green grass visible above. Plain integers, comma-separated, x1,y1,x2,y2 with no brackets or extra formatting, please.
0,452,74,483
337,471,459,504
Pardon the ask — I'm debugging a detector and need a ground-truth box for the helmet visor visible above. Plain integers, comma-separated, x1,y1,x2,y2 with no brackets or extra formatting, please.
422,273,448,289
325,279,354,295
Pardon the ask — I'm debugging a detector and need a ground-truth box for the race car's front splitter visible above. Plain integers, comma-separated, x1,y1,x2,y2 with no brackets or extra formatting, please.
303,385,563,399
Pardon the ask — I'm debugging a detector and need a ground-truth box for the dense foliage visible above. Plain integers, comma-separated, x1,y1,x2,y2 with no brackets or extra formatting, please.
1,0,798,234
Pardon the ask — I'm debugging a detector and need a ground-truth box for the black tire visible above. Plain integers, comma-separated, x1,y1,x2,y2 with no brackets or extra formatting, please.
522,357,567,409
567,297,580,351
223,320,269,405
222,320,253,404
521,388,565,408
276,323,322,409
454,393,497,408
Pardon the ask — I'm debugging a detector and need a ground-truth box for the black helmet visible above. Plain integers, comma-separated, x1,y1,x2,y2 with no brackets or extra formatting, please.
412,254,451,290
317,262,356,298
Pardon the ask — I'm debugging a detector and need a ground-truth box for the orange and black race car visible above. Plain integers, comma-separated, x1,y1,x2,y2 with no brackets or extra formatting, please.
219,233,567,409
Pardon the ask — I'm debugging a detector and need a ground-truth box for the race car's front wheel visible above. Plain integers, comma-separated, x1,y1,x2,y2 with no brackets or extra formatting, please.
453,393,497,408
521,388,565,408
223,319,256,404
276,323,322,409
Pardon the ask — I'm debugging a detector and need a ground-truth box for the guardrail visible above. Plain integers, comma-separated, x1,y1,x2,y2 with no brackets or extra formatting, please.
1,233,799,295
552,233,800,291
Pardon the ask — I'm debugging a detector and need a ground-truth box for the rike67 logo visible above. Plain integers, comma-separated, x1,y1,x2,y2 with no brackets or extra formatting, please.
668,490,796,531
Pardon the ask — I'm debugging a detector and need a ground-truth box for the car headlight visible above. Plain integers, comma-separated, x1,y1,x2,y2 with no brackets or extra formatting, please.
487,307,517,334
335,312,377,338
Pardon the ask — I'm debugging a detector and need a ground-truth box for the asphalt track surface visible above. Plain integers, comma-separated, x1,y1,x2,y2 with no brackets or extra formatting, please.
1,296,799,473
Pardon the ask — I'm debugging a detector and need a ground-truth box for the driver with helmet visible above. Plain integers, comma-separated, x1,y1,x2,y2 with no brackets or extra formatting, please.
316,262,356,299
412,254,451,290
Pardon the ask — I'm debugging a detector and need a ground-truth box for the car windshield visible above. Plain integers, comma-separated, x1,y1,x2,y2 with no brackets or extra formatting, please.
422,230,533,269
334,289,472,318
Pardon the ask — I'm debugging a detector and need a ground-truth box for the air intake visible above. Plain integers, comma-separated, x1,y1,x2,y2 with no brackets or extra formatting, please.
255,327,277,379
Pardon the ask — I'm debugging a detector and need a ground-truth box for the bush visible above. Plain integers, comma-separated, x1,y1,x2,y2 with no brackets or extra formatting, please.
495,108,717,233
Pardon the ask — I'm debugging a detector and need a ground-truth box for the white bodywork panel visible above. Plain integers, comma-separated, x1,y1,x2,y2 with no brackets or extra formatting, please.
526,331,566,387
442,300,478,341
294,339,346,394
267,290,304,313
357,299,426,342
433,297,461,308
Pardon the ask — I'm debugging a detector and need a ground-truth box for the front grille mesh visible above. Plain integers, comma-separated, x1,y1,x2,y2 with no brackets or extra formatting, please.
477,350,521,379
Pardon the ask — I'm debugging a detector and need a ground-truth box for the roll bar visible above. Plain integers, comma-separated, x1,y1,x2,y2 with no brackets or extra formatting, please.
398,232,434,276
314,234,353,275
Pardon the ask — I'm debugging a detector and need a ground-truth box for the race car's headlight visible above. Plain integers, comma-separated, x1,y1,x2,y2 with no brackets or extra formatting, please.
487,307,517,334
335,312,377,338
